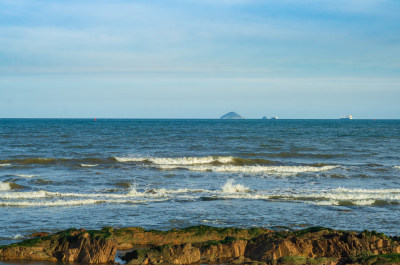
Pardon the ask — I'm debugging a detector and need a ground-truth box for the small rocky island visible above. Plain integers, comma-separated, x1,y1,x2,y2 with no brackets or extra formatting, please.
1,226,400,264
220,112,244,119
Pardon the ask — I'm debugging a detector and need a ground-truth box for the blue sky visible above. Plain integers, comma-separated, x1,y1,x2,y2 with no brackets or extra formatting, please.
0,0,399,118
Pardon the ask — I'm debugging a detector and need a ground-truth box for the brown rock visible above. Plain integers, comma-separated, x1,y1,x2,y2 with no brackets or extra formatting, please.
0,228,117,264
27,232,50,238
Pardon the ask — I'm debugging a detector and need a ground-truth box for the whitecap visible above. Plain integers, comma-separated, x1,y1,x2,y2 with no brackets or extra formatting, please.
0,190,49,199
13,234,24,240
221,179,250,193
114,156,234,165
0,182,11,191
0,163,11,167
158,165,337,174
0,198,169,207
80,164,99,167
13,174,37,178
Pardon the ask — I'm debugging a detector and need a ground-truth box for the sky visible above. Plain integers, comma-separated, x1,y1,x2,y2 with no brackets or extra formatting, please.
0,0,399,119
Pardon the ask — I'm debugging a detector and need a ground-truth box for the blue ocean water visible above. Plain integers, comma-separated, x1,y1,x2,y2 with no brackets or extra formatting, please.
1,119,400,247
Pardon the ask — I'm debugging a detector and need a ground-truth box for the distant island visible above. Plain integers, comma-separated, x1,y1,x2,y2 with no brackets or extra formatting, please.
220,112,244,119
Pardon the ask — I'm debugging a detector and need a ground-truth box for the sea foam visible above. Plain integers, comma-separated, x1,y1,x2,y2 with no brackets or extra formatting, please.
80,164,99,167
114,156,234,165
158,165,337,174
0,182,11,191
221,179,250,193
13,174,37,178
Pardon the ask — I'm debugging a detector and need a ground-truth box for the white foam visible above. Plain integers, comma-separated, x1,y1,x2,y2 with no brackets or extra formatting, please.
115,156,234,165
333,187,400,194
13,234,24,240
14,174,37,178
0,198,169,207
0,199,103,207
0,190,49,199
158,165,337,174
0,163,11,167
221,179,250,193
394,166,400,170
0,182,11,191
80,164,99,167
114,157,147,162
315,199,377,206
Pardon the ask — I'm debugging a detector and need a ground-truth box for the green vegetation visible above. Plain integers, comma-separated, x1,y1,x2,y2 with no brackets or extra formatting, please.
0,237,45,249
248,227,269,238
181,225,233,236
200,236,238,250
360,230,388,239
87,226,113,240
292,227,334,237
349,253,400,264
279,255,336,265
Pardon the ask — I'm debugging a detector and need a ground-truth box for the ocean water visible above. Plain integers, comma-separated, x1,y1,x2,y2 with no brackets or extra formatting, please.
1,119,400,247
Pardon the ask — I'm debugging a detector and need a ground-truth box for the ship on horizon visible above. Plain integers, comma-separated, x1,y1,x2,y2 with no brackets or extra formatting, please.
340,114,353,120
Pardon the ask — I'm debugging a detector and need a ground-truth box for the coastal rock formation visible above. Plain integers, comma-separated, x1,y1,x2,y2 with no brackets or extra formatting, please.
2,226,400,264
113,226,269,249
0,228,117,264
122,227,400,265
245,227,400,264
220,112,244,119
124,238,247,265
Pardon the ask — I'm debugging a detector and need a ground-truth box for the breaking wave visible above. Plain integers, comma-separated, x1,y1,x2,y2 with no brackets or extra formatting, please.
394,166,400,170
158,165,337,174
1,179,398,207
0,157,111,166
12,174,37,178
0,163,11,167
114,156,235,165
221,179,250,193
80,164,99,167
0,182,11,191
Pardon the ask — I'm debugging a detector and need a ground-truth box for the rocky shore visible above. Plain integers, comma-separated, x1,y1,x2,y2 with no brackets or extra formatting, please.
1,226,400,264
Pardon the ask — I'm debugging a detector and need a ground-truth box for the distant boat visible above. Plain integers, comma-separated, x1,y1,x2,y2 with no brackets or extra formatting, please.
270,116,278,120
340,115,353,120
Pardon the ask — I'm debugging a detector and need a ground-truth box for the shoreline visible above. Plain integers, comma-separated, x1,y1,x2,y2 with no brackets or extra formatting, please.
1,226,400,265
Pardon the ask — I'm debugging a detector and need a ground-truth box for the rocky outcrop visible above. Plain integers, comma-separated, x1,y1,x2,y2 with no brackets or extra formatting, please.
122,227,400,265
113,225,269,249
1,226,400,264
245,228,400,264
124,238,248,265
0,228,117,264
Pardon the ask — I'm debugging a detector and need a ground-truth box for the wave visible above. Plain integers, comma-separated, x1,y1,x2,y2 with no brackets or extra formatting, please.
114,156,235,165
13,234,24,240
221,179,250,193
2,181,398,208
394,166,400,170
0,157,111,166
265,152,342,159
0,163,11,167
80,164,99,167
157,165,338,174
0,182,11,191
12,174,37,178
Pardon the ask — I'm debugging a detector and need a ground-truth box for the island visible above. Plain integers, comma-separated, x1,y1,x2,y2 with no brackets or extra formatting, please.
220,112,244,119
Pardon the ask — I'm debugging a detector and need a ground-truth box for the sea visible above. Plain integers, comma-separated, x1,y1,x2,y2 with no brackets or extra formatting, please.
1,119,400,249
